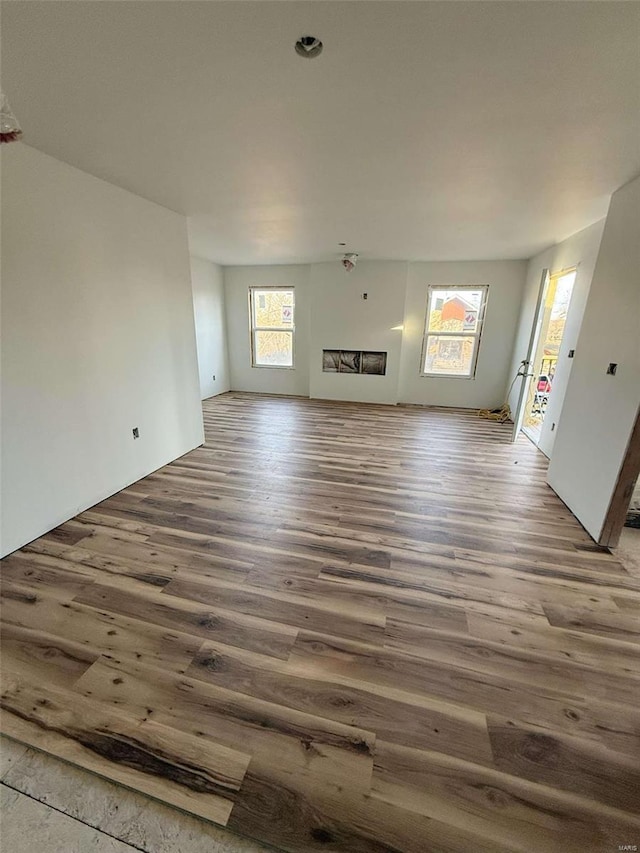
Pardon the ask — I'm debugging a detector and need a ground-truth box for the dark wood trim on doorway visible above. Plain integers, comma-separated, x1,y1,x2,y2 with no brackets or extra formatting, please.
599,404,640,547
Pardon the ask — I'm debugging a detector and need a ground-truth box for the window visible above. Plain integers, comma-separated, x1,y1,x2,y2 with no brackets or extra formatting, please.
421,285,488,378
249,287,295,368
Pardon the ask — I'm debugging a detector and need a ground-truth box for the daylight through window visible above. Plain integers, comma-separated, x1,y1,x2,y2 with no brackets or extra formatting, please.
421,285,488,378
250,288,295,368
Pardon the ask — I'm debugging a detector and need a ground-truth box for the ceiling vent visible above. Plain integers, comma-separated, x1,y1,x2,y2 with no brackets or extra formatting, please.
295,36,323,59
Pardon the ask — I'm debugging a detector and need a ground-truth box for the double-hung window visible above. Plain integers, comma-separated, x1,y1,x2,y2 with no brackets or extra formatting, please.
249,287,295,368
421,285,488,378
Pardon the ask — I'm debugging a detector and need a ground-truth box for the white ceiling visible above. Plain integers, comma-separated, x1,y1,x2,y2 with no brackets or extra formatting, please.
3,1,639,265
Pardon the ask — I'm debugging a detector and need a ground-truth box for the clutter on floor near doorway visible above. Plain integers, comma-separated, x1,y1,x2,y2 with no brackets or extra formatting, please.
477,363,527,424
478,403,511,423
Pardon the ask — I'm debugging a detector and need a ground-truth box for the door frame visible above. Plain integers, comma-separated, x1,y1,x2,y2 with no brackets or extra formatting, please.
511,269,549,442
599,404,640,547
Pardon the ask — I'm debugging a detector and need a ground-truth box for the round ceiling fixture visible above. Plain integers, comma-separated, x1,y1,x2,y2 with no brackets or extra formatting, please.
342,253,358,272
0,92,22,143
295,36,323,59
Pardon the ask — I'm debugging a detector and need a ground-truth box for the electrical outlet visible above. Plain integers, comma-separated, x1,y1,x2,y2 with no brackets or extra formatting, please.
568,349,575,358
212,374,216,381
132,427,139,439
606,363,617,376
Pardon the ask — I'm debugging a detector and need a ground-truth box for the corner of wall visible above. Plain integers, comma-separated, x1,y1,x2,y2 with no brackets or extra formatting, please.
546,177,640,539
190,255,231,399
1,144,203,557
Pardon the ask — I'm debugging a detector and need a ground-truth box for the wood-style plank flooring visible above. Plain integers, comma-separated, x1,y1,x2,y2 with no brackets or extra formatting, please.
2,392,639,852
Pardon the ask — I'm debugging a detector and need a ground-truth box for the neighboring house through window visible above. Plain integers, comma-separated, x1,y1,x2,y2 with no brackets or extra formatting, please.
421,285,488,378
249,287,295,368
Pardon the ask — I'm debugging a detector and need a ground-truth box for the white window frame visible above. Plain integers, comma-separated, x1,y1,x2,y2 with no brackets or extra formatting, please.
420,285,489,380
249,286,296,369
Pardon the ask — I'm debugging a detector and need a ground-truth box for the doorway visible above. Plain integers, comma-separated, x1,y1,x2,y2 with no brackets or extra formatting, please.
522,268,577,447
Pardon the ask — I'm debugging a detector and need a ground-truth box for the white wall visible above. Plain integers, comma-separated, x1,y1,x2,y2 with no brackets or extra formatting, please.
506,220,605,457
547,175,640,541
190,256,230,399
1,144,204,557
399,261,527,408
309,261,408,404
224,265,311,397
224,259,526,408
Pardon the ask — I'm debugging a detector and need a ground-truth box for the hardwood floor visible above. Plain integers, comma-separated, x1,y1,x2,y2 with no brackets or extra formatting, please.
2,392,639,852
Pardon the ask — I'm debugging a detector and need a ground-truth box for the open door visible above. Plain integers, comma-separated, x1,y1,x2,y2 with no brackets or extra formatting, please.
521,268,577,448
511,270,549,442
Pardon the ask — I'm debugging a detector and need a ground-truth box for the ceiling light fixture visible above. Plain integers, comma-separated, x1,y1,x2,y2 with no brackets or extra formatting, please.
342,253,358,272
1,92,23,143
295,36,323,59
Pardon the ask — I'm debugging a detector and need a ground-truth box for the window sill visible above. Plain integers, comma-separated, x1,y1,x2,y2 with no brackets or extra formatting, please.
251,364,296,370
420,373,476,380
